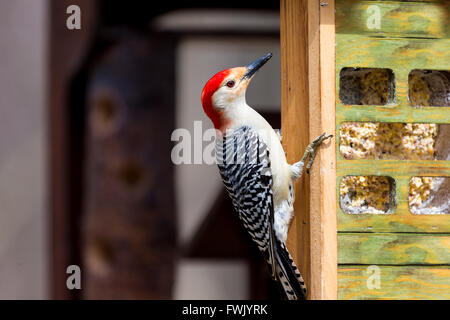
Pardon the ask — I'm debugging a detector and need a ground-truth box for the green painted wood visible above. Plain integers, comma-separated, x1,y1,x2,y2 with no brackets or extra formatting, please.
337,160,450,176
337,164,450,233
336,1,449,39
335,27,450,234
336,105,450,124
338,233,450,265
336,36,450,114
336,36,450,73
337,209,449,233
335,0,450,300
338,183,448,233
338,266,450,300
337,211,449,233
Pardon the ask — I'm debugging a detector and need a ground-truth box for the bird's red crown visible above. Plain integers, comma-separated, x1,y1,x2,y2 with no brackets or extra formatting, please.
201,69,231,130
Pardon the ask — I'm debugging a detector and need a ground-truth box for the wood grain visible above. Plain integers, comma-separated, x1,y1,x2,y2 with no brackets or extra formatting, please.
318,0,338,300
281,0,337,300
335,12,450,234
308,0,323,300
281,0,311,299
337,160,450,233
336,1,449,39
335,36,450,126
338,266,450,300
336,0,450,300
338,233,450,265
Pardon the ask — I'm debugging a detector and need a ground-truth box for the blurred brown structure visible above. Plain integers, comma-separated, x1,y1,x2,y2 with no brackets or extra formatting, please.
49,0,99,299
81,36,177,298
49,0,280,299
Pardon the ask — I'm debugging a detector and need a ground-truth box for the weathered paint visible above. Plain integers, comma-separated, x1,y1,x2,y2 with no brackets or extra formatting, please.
338,266,450,300
336,1,449,39
336,0,450,233
336,0,450,300
337,161,449,233
338,233,450,265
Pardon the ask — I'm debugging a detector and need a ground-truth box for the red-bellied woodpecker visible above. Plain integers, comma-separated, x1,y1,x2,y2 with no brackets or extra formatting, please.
201,53,332,300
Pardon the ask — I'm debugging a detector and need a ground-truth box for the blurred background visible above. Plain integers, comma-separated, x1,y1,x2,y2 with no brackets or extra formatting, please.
0,0,283,299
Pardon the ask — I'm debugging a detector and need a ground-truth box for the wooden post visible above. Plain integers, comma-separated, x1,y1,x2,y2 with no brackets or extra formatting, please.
81,35,177,299
49,0,99,299
280,0,311,298
318,0,337,300
280,0,337,299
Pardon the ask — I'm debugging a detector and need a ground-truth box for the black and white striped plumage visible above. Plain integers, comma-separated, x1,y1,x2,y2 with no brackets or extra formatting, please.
216,126,306,300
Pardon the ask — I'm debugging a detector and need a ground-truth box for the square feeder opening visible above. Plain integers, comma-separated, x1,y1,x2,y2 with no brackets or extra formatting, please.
340,122,449,216
339,67,395,105
409,70,450,107
339,122,449,161
340,176,395,214
409,177,450,215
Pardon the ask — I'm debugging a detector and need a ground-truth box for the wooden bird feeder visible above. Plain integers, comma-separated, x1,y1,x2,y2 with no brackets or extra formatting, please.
281,0,449,299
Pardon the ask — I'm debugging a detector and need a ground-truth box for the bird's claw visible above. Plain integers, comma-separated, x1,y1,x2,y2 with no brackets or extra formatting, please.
305,133,333,173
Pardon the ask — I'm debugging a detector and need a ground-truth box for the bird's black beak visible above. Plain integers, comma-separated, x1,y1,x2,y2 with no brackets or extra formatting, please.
242,53,272,80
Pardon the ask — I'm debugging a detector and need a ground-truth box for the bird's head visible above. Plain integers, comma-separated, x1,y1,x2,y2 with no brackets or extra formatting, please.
201,53,272,131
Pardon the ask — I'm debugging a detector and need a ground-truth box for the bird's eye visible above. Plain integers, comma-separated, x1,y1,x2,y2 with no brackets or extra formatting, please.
226,80,235,88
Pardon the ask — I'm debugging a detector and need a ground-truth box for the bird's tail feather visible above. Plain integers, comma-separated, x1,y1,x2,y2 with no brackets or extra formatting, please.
274,240,307,300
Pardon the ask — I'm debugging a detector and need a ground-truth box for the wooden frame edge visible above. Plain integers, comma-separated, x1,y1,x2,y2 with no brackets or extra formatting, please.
281,0,312,298
318,0,337,300
281,0,337,300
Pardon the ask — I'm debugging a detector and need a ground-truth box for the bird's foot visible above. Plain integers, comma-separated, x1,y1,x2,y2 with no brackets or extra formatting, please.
305,133,333,173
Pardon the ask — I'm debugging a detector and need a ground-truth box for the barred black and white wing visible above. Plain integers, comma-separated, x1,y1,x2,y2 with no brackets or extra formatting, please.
216,126,306,300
